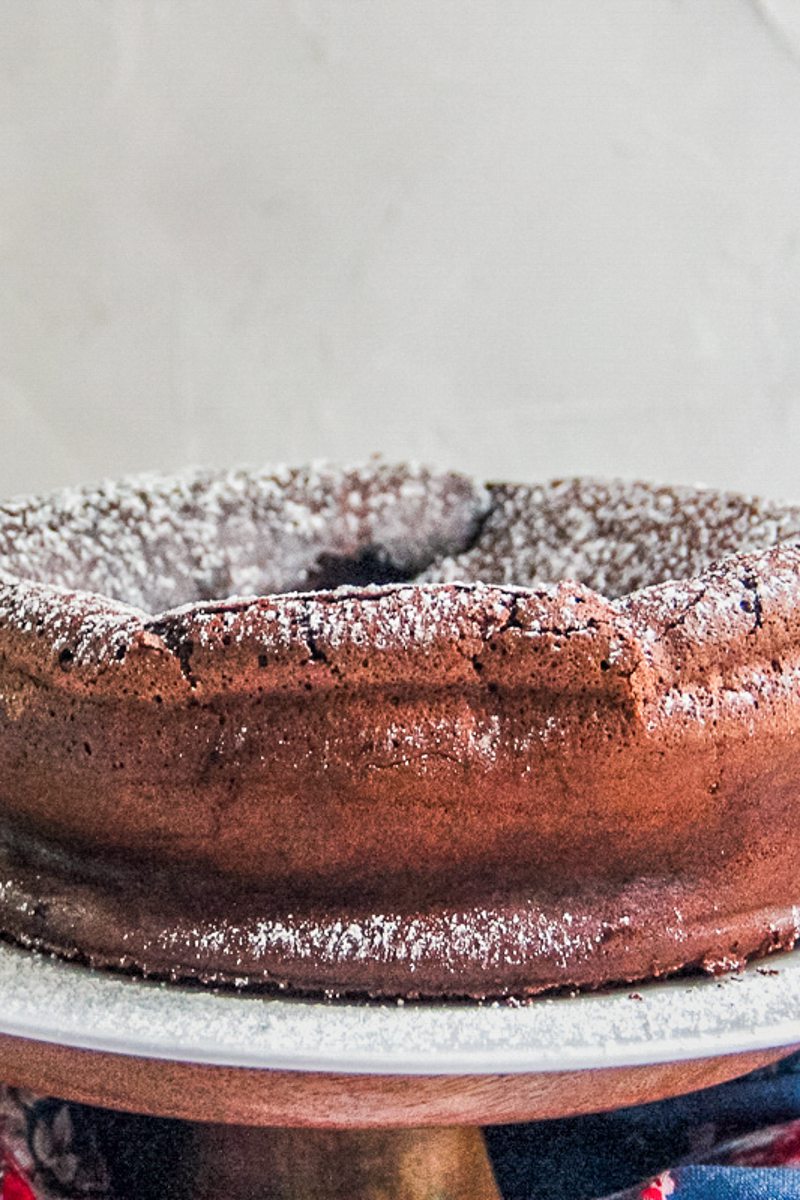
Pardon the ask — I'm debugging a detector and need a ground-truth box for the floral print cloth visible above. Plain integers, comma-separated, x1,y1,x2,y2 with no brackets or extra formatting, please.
3,1051,800,1198
0,1091,110,1200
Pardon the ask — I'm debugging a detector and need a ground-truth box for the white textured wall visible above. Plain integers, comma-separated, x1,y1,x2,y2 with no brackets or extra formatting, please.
2,0,800,499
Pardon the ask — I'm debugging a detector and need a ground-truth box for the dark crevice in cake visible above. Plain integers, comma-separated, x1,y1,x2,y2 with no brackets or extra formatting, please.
304,546,417,592
502,593,523,632
146,622,198,687
175,638,197,686
741,573,764,632
298,492,496,593
302,621,330,666
306,634,328,664
310,484,492,593
656,586,710,636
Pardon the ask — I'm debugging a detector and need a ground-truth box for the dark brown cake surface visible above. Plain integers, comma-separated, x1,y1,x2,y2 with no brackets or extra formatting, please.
1,460,800,998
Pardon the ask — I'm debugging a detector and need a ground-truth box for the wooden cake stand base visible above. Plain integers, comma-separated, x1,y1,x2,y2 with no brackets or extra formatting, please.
0,1032,790,1199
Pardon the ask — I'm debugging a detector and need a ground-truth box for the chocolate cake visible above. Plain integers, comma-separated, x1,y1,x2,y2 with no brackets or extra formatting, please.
0,460,799,999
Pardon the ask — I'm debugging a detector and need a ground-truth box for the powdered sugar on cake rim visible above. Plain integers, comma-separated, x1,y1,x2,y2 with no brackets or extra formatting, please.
0,462,799,728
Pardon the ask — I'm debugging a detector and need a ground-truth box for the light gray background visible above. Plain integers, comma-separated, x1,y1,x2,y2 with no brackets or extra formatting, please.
2,0,800,499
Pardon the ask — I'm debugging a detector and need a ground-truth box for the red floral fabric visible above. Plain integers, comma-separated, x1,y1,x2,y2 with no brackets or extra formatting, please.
639,1173,676,1199
1,1153,36,1200
0,1090,110,1200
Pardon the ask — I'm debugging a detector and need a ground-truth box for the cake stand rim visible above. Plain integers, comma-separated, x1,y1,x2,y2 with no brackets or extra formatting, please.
5,1011,800,1077
0,941,799,1077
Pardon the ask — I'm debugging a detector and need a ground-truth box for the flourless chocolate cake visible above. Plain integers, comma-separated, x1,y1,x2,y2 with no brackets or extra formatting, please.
0,460,798,998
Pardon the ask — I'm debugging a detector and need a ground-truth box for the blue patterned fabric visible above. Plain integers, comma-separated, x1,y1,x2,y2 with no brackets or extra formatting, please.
641,1168,800,1199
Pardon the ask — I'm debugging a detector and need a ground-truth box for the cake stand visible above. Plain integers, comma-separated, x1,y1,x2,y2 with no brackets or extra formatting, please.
0,942,798,1199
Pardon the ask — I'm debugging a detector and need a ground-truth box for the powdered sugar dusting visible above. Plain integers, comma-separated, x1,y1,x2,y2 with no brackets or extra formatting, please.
424,478,800,599
180,581,514,659
5,468,800,627
0,461,488,613
2,466,800,677
168,906,614,976
0,574,147,665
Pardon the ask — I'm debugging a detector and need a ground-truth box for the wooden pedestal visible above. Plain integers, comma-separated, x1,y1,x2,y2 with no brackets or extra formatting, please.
0,1032,791,1199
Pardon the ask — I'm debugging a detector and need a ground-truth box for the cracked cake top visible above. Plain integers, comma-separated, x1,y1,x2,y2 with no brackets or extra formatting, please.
0,460,799,721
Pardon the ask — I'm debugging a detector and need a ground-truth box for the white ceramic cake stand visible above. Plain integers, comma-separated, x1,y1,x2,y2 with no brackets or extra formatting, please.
0,941,798,1199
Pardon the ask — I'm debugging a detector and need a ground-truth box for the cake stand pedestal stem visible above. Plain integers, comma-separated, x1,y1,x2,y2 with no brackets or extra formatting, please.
193,1124,503,1199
